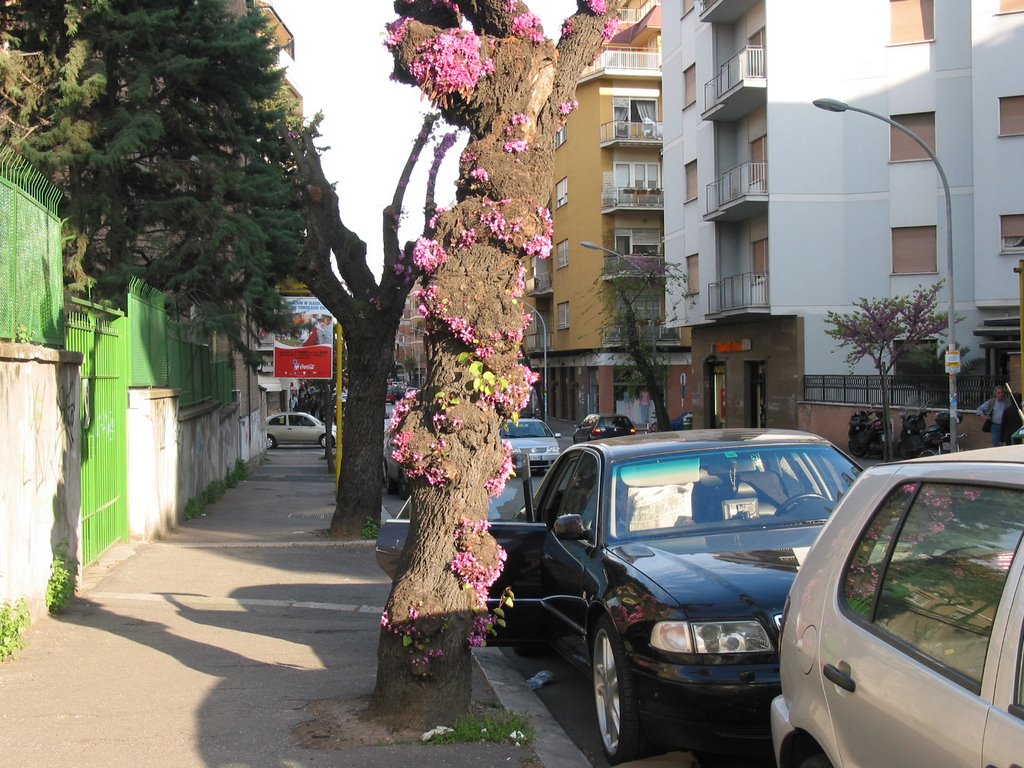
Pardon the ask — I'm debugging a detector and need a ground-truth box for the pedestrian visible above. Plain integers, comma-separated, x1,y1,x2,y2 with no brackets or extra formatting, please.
977,385,1023,446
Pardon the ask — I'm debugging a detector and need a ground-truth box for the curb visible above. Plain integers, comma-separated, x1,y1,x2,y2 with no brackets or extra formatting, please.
473,647,592,768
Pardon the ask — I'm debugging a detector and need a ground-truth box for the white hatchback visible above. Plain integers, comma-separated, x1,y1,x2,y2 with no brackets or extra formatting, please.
771,445,1024,768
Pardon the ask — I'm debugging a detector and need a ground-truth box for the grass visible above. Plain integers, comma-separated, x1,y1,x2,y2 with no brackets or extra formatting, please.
426,706,533,747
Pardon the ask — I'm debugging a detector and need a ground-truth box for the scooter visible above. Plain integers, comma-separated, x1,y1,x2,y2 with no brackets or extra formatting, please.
919,410,964,455
897,407,929,459
848,409,885,458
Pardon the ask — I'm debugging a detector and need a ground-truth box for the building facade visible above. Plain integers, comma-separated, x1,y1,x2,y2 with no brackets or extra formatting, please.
662,0,1024,429
528,0,692,427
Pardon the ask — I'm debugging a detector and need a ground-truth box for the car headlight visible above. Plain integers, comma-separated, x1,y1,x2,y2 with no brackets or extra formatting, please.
650,620,772,654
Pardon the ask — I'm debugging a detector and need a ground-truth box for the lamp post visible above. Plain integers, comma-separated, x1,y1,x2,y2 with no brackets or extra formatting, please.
518,298,548,422
813,98,958,451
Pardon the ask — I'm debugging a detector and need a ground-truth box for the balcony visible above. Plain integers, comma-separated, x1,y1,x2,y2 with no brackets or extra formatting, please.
601,253,665,279
527,272,553,295
702,46,766,122
707,272,769,315
601,186,665,213
698,0,761,24
602,323,680,346
581,48,661,80
704,161,767,221
615,0,661,25
600,120,663,147
524,330,552,353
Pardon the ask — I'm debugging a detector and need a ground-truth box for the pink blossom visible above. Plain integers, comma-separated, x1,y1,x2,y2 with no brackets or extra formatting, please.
559,100,579,115
602,17,620,41
383,17,410,51
587,0,608,14
561,18,575,37
469,167,490,182
510,113,531,126
503,139,529,154
412,237,448,274
511,12,544,44
410,30,494,98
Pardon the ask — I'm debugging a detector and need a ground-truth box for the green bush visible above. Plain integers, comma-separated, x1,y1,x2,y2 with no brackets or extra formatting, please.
226,459,248,487
0,599,30,661
361,515,380,540
46,550,77,614
184,496,205,520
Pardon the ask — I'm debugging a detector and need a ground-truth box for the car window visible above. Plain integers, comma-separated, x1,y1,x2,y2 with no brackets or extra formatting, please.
842,481,1024,688
559,452,600,532
536,454,582,526
268,415,286,426
581,415,598,427
294,414,316,427
608,445,858,541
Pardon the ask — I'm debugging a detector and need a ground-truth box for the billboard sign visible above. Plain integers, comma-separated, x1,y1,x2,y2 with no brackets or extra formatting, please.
271,296,335,379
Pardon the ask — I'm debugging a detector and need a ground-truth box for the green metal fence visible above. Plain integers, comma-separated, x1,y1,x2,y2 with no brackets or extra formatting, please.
0,148,64,345
66,300,129,566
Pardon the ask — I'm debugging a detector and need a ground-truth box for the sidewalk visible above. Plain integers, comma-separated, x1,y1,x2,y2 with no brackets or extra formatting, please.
0,450,589,768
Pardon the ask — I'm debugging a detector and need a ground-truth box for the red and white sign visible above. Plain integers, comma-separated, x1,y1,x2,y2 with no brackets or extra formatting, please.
271,297,335,379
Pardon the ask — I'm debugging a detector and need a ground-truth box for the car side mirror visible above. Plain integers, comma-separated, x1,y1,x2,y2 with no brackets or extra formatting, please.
554,432,562,438
554,513,590,540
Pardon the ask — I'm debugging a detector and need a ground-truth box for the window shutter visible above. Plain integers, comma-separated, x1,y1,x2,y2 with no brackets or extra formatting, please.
892,226,937,274
999,95,1024,136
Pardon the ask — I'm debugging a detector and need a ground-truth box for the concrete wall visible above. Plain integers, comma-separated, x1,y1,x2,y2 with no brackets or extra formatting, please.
0,342,82,617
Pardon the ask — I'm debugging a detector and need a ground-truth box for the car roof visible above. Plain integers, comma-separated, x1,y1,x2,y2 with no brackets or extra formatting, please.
896,444,1024,465
563,428,837,461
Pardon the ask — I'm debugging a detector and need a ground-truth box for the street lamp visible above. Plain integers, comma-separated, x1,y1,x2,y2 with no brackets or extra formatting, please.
813,97,959,451
518,297,548,422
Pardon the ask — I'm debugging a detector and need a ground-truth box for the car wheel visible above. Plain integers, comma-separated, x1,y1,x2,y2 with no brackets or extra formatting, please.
266,434,278,449
592,615,647,765
383,461,399,495
319,433,328,448
797,755,833,768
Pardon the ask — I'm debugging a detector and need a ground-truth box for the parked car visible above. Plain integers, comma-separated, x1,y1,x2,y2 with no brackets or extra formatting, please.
572,413,637,443
500,418,561,473
377,429,861,764
771,445,1024,768
382,428,410,498
265,412,334,448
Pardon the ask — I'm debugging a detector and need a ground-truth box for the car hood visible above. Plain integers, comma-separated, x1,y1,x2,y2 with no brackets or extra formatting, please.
610,524,822,619
504,437,558,450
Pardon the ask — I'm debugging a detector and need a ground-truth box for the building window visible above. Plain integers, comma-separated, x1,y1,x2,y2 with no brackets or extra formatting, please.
999,95,1024,136
683,0,695,15
684,65,696,109
890,112,935,162
1002,215,1024,252
615,228,661,256
556,177,568,208
556,238,569,268
752,238,769,274
892,226,937,274
890,0,934,44
1000,0,1024,12
557,301,570,329
685,160,697,202
686,254,699,296
555,125,568,147
616,162,661,190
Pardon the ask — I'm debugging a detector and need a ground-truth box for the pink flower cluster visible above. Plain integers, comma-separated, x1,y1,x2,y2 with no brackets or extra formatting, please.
587,0,608,13
450,519,507,608
503,139,529,154
381,603,445,672
412,237,448,274
602,17,620,41
484,444,515,496
383,17,410,51
511,12,544,44
410,30,494,98
559,100,579,115
478,364,538,414
469,167,490,182
561,18,575,37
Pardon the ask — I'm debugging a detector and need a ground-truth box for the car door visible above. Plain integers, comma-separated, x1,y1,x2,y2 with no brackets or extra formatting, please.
820,479,1024,767
290,413,321,443
536,450,603,666
982,548,1024,766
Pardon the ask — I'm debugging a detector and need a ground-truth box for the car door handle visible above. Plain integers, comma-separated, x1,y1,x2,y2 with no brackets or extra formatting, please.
823,663,856,692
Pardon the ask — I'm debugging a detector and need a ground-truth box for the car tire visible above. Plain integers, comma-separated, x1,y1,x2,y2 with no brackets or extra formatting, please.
266,434,278,449
797,755,833,768
592,615,647,765
319,433,328,449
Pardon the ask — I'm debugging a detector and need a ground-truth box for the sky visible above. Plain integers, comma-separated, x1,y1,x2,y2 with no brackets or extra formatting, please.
269,1,578,279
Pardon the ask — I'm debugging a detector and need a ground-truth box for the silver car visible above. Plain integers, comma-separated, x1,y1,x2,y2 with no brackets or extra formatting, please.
771,445,1024,768
265,411,333,449
500,418,561,473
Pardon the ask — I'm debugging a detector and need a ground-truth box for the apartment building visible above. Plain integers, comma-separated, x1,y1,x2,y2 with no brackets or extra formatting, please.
527,0,691,426
662,0,1024,429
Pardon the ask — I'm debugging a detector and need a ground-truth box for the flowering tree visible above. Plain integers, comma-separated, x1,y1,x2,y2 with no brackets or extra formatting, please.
366,0,623,728
825,283,948,460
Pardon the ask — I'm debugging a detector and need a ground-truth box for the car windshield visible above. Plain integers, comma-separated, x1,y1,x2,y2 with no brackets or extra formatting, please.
501,421,553,439
607,444,860,542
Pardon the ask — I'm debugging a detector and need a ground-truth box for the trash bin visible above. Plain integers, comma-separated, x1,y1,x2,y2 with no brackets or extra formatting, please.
670,412,693,430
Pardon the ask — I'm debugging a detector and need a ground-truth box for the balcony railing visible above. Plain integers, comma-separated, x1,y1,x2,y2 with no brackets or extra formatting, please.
524,330,552,353
602,253,665,277
616,0,661,24
602,323,679,345
527,272,552,294
707,272,769,314
705,46,765,106
706,161,767,212
582,48,661,78
601,186,665,210
600,120,663,144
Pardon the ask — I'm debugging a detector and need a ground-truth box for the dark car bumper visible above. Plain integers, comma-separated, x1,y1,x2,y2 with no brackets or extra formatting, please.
632,658,780,755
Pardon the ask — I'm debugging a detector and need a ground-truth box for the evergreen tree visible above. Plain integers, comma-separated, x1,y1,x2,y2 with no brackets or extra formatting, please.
2,0,303,344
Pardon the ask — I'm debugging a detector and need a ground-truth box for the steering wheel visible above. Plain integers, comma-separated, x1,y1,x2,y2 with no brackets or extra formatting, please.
775,493,828,517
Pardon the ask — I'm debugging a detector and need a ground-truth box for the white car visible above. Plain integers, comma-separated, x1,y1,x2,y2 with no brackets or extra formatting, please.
771,445,1024,768
500,418,561,473
265,411,334,449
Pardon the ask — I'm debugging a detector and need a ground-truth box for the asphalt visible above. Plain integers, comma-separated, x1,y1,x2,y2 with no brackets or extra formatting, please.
0,448,598,768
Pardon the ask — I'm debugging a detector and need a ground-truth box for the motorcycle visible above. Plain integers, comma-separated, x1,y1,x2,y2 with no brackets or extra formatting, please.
848,409,885,458
918,410,964,455
897,406,929,458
